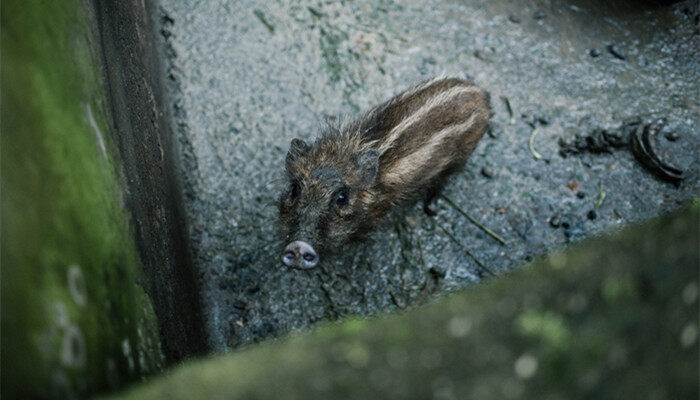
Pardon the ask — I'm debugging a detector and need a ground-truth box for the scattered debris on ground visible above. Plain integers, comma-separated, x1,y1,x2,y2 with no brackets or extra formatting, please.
559,118,687,183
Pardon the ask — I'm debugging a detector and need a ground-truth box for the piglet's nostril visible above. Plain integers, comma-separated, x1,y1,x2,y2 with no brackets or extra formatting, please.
282,251,296,267
282,240,318,269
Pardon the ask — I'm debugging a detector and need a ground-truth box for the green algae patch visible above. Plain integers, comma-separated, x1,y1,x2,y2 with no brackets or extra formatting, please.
1,1,164,398
105,206,697,400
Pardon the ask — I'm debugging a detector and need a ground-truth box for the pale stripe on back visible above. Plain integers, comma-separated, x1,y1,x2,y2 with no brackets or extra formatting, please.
382,113,479,185
377,85,481,154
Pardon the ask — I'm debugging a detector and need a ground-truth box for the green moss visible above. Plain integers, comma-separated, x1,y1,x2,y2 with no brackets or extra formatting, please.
517,310,572,349
319,27,348,84
1,1,164,398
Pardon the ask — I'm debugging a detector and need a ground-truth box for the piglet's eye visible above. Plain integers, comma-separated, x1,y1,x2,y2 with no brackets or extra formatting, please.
290,183,300,199
335,189,349,208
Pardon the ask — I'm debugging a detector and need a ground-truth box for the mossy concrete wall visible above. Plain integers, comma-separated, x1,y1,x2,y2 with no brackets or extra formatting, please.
106,204,699,399
1,0,204,398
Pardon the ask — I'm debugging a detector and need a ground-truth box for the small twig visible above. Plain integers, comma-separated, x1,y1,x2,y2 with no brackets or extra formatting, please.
253,9,275,33
528,128,549,162
437,222,495,277
502,96,516,125
307,6,325,18
440,194,508,245
595,182,606,208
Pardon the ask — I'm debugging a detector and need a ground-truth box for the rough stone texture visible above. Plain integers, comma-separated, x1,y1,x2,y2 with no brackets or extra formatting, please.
1,1,166,398
156,0,699,349
105,205,700,400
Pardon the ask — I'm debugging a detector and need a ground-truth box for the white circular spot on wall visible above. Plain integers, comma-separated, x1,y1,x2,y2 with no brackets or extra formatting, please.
682,282,698,306
122,339,135,371
514,353,538,379
67,265,87,307
61,325,86,369
680,322,698,348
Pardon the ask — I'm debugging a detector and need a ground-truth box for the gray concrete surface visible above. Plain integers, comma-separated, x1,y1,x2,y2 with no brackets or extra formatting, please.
156,0,698,350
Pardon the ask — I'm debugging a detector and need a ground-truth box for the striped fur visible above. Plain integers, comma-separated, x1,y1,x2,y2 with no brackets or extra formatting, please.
279,77,491,254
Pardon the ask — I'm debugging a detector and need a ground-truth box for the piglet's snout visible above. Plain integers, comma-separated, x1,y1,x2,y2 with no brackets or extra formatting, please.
281,241,318,269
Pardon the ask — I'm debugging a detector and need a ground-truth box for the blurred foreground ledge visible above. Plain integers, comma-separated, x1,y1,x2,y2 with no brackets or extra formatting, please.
104,203,699,400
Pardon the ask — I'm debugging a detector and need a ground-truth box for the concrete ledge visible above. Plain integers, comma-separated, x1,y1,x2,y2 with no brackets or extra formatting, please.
105,204,698,400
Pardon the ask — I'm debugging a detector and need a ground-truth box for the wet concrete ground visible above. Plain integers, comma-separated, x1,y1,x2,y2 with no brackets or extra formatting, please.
156,0,698,350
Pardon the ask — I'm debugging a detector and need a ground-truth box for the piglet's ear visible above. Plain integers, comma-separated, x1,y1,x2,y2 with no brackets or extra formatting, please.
356,149,379,188
286,138,309,171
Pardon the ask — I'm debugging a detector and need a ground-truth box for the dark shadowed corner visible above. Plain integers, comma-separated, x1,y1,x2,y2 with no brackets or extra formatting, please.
92,0,208,362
